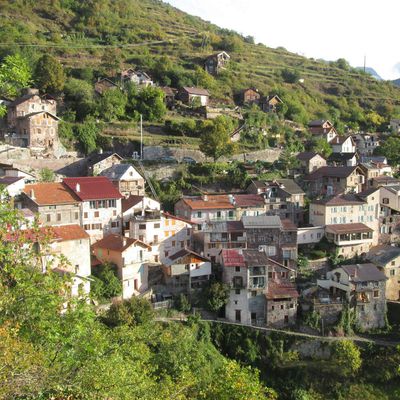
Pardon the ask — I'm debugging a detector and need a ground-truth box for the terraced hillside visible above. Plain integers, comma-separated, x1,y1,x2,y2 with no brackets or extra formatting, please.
1,0,400,129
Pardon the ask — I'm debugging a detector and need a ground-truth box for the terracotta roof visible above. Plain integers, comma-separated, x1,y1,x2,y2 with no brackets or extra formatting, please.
23,183,80,205
92,234,151,252
305,166,358,181
182,87,210,96
51,225,89,241
234,194,265,207
221,249,245,267
326,223,373,235
266,282,299,299
181,195,234,210
281,219,297,231
63,177,123,201
168,248,209,262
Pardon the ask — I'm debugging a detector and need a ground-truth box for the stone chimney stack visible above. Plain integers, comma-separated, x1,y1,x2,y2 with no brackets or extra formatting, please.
30,189,35,200
76,183,80,193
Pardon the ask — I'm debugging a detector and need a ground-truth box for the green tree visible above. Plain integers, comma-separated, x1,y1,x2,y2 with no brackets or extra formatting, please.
74,117,99,154
281,68,300,83
331,340,362,376
39,167,55,182
206,282,230,312
0,53,32,97
98,88,127,121
200,116,236,161
64,77,96,120
34,54,66,94
91,263,122,300
377,136,400,166
311,137,333,158
129,86,167,122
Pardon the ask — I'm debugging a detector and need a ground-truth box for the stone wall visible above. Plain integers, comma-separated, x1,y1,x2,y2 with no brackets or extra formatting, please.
313,302,344,325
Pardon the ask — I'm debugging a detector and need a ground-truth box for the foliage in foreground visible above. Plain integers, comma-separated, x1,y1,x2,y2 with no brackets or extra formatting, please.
0,201,274,400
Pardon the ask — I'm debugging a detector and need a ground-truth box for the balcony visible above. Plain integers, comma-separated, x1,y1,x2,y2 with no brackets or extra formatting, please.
325,224,373,246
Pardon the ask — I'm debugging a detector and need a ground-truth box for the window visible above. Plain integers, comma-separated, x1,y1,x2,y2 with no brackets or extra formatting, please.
75,265,79,273
373,290,379,298
280,304,284,310
113,210,117,217
139,235,144,241
94,211,99,218
235,310,241,322
391,269,396,276
235,266,240,272
185,264,189,271
84,224,90,230
89,201,96,209
139,224,146,230
235,289,240,295
57,213,61,222
392,261,396,266
172,240,176,247
108,199,116,208
154,223,160,228
180,241,184,248
84,212,88,219
197,211,202,218
74,212,79,220
46,214,51,222
153,235,159,244
251,291,257,297
111,221,119,228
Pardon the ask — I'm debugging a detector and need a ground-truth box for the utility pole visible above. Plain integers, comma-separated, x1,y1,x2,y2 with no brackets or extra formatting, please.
364,55,366,73
140,114,143,160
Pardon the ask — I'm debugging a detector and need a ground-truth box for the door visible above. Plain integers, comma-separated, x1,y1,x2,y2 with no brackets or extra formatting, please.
235,310,241,322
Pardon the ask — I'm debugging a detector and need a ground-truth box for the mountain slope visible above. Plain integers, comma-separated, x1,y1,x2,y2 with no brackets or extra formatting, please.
1,0,400,128
356,67,383,80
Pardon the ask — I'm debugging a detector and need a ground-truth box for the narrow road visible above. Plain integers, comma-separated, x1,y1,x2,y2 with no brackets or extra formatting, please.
155,317,400,347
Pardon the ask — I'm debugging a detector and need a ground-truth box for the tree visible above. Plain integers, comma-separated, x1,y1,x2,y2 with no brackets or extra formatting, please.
206,282,230,312
200,116,236,161
311,137,333,158
74,117,99,154
128,85,167,122
281,68,300,83
64,77,96,120
34,54,66,94
98,88,127,121
91,262,122,300
377,136,400,166
331,340,362,376
0,53,32,97
39,167,55,182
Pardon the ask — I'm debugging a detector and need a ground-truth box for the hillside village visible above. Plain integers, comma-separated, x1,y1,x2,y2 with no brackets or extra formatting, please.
1,49,400,336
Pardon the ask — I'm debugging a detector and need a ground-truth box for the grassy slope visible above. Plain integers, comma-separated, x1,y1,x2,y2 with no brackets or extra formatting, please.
1,0,400,124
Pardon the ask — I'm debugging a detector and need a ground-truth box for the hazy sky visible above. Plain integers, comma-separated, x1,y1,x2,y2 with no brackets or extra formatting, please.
164,0,400,80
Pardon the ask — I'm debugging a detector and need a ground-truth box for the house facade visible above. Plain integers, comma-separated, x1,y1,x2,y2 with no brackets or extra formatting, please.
100,164,145,197
121,69,153,87
330,136,356,153
92,234,151,299
296,152,327,174
63,177,123,241
259,95,283,113
241,88,261,105
86,152,123,176
178,87,210,106
204,51,230,75
317,263,387,330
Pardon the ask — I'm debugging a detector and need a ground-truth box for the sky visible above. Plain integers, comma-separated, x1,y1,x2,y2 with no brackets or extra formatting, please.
164,0,400,80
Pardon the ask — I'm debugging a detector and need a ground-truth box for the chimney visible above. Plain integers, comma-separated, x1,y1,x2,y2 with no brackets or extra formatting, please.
202,193,208,201
30,189,35,200
123,237,127,246
99,148,103,154
75,183,80,193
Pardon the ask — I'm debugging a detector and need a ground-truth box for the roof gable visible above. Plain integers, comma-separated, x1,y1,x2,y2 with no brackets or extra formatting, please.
63,177,123,201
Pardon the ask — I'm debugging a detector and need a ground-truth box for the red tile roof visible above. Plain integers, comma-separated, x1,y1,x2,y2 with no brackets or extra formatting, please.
266,282,299,299
63,177,123,201
92,234,151,252
23,183,80,205
162,212,193,225
220,249,245,267
51,225,89,241
122,195,145,213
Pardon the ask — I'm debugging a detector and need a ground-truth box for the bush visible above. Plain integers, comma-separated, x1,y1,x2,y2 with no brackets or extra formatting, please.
91,263,122,301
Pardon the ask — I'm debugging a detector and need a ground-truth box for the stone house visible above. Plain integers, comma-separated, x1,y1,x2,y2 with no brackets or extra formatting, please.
178,87,210,106
22,182,81,227
86,152,123,176
327,152,357,167
63,177,123,242
160,86,176,108
6,88,59,150
308,119,337,142
353,133,380,156
242,215,298,269
367,245,400,301
296,152,327,174
122,195,161,231
100,164,145,197
390,119,400,133
92,234,151,299
259,95,283,113
221,249,297,327
120,69,153,87
204,51,230,75
303,166,365,196
359,162,393,190
162,248,211,294
379,186,400,243
247,179,305,224
240,88,261,105
197,220,246,263
317,263,387,330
